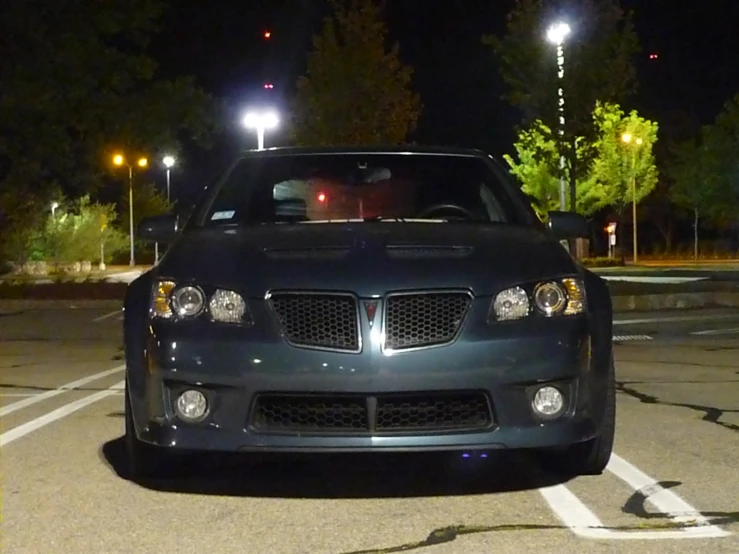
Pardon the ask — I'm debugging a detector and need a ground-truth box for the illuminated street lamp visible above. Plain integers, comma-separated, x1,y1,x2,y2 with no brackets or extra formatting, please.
621,133,643,263
113,153,149,266
546,21,571,212
242,110,279,150
162,155,175,202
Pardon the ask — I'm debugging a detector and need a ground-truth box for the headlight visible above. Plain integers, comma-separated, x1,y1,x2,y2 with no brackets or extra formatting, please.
209,289,248,323
171,285,205,318
533,282,567,316
150,281,252,324
490,278,586,322
492,286,530,321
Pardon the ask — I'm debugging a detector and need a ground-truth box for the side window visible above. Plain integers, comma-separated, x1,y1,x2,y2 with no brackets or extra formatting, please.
478,183,505,222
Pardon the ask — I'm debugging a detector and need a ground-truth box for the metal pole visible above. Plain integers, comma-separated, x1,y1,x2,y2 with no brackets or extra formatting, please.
128,165,135,267
257,126,265,150
632,171,638,264
166,168,171,203
557,43,566,212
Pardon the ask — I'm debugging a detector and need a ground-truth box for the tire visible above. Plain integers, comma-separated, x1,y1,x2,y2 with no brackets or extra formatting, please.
124,383,171,479
539,356,616,476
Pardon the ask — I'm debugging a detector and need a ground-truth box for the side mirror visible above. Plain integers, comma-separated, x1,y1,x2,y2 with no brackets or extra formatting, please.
547,211,588,240
137,214,179,243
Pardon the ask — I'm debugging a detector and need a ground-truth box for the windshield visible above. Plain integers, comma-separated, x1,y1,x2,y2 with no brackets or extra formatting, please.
196,153,529,227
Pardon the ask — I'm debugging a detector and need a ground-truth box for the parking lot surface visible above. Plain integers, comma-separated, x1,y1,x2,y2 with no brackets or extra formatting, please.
1,305,738,553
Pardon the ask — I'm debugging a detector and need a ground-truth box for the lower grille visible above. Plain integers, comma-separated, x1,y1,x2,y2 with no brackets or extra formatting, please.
251,392,493,435
268,292,360,352
384,291,472,351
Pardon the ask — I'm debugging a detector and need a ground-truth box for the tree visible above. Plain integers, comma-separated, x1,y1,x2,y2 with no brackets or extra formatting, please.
504,120,600,216
484,0,640,213
483,0,640,138
289,0,422,146
587,103,658,251
31,196,128,269
0,0,220,198
669,95,739,258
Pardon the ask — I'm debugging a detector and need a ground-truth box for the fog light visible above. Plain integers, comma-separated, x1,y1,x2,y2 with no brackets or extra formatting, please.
532,386,564,418
175,389,208,422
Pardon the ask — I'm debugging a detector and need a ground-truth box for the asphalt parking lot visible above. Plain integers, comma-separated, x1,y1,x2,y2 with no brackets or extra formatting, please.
1,304,738,553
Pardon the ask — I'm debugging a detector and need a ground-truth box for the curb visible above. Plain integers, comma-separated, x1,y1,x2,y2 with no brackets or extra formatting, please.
2,292,739,313
611,292,739,312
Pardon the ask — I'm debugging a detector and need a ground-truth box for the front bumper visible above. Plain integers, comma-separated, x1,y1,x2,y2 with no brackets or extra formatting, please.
128,315,604,453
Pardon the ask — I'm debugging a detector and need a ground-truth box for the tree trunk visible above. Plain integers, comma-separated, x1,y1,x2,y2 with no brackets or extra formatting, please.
693,208,699,261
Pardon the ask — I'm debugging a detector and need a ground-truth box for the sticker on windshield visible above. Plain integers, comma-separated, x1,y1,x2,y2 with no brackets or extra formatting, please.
211,210,235,221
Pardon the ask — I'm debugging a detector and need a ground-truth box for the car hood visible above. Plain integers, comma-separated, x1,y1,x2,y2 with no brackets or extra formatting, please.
155,223,580,297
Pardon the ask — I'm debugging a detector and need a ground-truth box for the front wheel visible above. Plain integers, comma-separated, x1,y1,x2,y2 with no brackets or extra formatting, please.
538,356,616,476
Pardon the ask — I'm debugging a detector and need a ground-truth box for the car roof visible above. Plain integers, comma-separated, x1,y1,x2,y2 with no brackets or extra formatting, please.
240,145,495,159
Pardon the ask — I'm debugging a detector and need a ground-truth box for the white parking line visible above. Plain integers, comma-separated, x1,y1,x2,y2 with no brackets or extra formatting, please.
614,314,739,326
0,380,124,448
93,310,122,322
540,452,730,539
691,327,739,336
0,365,124,417
0,393,41,397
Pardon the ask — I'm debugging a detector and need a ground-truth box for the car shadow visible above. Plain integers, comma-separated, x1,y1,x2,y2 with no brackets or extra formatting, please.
100,436,574,499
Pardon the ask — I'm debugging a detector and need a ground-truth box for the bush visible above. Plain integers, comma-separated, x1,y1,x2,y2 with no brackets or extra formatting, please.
32,196,129,271
581,256,625,267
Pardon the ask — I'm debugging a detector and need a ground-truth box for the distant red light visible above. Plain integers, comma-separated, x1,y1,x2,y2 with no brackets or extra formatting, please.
264,31,271,39
649,53,659,59
317,192,326,203
264,83,274,89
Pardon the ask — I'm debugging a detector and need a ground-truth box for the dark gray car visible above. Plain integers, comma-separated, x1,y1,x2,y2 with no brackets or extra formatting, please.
123,146,615,479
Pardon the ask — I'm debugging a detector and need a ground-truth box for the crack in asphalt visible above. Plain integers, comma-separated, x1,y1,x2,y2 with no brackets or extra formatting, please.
623,480,739,527
616,381,739,433
338,519,719,554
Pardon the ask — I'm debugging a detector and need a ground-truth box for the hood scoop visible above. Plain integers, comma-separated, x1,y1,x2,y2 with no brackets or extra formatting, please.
386,245,474,260
262,246,351,260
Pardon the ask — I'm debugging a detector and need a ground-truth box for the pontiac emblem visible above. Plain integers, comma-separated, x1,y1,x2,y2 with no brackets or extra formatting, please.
363,301,379,327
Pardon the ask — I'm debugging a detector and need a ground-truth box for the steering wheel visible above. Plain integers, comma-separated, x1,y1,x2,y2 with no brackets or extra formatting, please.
416,203,476,221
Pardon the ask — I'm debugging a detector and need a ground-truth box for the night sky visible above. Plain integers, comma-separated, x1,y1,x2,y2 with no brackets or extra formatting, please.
147,0,739,204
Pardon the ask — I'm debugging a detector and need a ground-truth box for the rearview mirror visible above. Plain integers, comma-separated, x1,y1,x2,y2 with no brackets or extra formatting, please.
547,211,588,240
137,214,179,243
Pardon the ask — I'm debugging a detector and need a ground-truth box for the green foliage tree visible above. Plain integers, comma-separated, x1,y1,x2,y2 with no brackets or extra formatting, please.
118,182,171,228
505,102,658,226
34,196,128,269
504,121,596,216
289,0,422,146
0,0,220,198
483,0,640,139
668,94,739,258
588,103,659,218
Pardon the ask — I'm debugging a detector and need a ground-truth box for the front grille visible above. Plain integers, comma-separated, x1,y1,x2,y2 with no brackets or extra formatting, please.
251,392,493,434
384,291,472,351
269,292,360,352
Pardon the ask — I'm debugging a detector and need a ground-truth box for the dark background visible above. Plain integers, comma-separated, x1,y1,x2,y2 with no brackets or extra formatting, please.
147,1,739,206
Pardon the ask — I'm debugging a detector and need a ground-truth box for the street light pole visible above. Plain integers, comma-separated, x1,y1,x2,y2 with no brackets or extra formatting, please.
243,110,279,150
128,165,134,267
621,133,642,264
547,22,571,213
113,154,148,268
